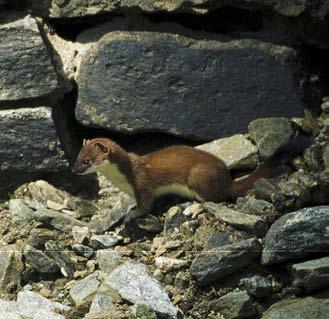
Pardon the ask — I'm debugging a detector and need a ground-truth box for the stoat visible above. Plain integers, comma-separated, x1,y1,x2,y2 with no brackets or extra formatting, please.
73,136,309,221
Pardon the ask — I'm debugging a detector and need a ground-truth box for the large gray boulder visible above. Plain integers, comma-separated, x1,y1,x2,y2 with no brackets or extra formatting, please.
262,206,329,265
0,107,68,171
0,15,58,101
30,0,329,19
75,31,303,140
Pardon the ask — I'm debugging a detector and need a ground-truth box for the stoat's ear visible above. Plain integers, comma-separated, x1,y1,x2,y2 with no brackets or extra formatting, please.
83,139,90,146
94,142,110,154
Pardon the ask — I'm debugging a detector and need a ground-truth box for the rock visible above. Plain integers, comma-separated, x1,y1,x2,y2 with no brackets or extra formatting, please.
0,15,58,101
323,144,329,171
70,272,101,307
44,241,77,278
155,257,189,272
73,244,94,258
164,206,188,238
209,291,257,319
72,226,89,244
205,203,268,237
89,292,113,313
254,178,277,202
248,117,294,158
9,199,34,227
190,238,262,286
75,31,302,140
0,244,24,294
28,228,57,248
131,304,157,319
0,108,67,171
0,291,69,319
90,234,123,249
322,100,329,113
89,194,135,233
30,0,329,20
23,244,60,274
174,271,191,290
33,208,85,232
238,197,277,218
27,180,70,205
261,291,329,319
96,250,123,274
104,262,181,318
196,134,259,169
262,206,329,265
240,275,272,298
291,257,329,292
204,233,231,250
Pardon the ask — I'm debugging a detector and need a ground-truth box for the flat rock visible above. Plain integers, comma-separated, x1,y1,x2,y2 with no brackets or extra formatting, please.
75,31,302,140
70,272,101,307
0,15,58,101
0,108,67,171
261,291,329,319
104,262,181,318
0,244,24,294
31,0,329,20
209,291,257,319
240,275,272,298
9,199,34,227
90,234,122,249
262,206,329,265
190,238,262,286
205,203,268,237
196,134,259,169
96,250,123,274
73,244,94,258
248,117,294,159
33,208,85,232
291,257,329,292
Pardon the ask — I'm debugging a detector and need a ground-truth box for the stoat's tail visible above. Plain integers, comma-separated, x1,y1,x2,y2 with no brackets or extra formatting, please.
230,134,311,200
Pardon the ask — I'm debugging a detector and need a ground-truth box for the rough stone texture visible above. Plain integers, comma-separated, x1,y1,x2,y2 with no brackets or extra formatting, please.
0,15,58,101
190,238,262,286
196,134,259,169
9,199,35,227
205,203,268,237
248,117,294,158
0,108,67,171
261,291,329,319
209,291,257,319
240,275,272,298
75,31,303,140
0,245,23,294
291,257,329,292
104,262,180,318
30,0,329,19
33,208,85,232
70,272,101,307
96,250,123,274
262,206,329,265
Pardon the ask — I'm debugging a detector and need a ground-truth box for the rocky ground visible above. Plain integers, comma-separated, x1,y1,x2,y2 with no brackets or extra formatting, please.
0,112,328,319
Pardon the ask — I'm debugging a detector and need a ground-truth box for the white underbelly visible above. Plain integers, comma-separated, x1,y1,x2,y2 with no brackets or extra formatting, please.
154,183,204,202
98,161,135,197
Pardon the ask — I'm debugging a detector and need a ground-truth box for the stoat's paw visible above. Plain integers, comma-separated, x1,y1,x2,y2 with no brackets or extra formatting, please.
123,208,145,224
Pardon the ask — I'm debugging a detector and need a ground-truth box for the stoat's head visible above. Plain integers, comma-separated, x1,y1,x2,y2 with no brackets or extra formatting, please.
73,138,111,175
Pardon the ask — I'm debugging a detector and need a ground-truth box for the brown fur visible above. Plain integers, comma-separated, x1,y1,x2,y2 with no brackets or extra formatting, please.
74,136,309,215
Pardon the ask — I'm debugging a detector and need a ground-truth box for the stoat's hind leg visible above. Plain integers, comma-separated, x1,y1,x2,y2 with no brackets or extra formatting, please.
124,191,153,223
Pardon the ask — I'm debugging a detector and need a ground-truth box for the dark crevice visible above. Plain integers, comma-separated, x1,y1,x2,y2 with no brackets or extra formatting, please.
146,7,263,35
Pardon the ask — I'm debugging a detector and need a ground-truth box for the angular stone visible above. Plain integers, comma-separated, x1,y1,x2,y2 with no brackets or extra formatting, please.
33,208,85,232
240,275,272,298
262,206,329,265
210,291,257,319
0,245,23,294
291,257,329,292
0,15,58,101
190,238,262,286
70,272,101,307
205,203,268,237
72,226,89,244
0,108,67,171
155,257,189,272
104,262,181,318
89,292,113,313
75,31,302,140
261,291,329,319
9,199,34,227
90,234,122,249
96,250,123,274
248,117,294,159
23,244,59,274
73,244,94,258
196,134,259,169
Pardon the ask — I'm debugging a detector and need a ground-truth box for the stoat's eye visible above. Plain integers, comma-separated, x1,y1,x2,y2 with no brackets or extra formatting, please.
83,159,90,165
